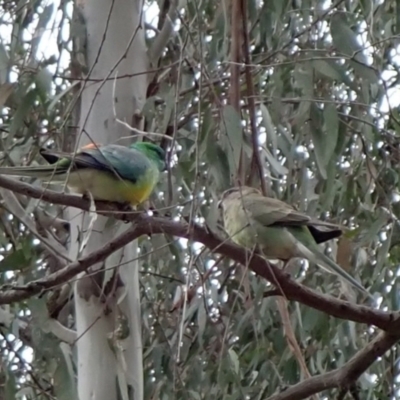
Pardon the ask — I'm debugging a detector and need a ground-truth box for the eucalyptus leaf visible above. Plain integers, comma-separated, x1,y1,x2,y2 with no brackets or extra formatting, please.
54,344,78,400
8,90,37,142
221,105,243,174
5,368,16,400
35,67,53,97
49,81,79,111
0,42,9,84
0,83,14,110
330,13,368,64
228,348,240,375
260,103,277,153
197,300,207,348
0,245,32,272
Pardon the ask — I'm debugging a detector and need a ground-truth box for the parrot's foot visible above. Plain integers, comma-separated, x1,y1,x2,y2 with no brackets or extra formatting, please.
113,201,133,212
121,215,131,224
115,201,134,223
81,192,91,202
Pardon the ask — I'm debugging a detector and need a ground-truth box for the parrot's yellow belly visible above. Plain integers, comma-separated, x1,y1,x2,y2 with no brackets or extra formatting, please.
63,168,159,205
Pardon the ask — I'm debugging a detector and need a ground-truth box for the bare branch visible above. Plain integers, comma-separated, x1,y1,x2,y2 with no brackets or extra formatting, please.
241,0,267,196
266,331,400,400
229,0,245,185
276,296,316,389
0,189,70,261
34,209,70,233
0,222,146,305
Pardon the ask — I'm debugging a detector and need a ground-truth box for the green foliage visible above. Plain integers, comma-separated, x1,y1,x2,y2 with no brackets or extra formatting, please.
0,0,399,399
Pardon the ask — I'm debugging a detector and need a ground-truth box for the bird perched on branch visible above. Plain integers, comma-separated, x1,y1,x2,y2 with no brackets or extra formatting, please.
218,186,371,297
0,142,166,206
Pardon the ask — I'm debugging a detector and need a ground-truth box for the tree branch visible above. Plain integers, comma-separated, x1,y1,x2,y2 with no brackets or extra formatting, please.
0,176,399,333
0,222,146,304
229,0,245,185
266,330,400,400
0,189,70,262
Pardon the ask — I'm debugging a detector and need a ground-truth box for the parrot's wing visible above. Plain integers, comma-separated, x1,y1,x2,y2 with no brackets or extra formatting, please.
307,224,342,244
40,145,150,184
40,148,118,174
241,194,344,235
242,195,311,227
39,143,103,164
307,218,346,230
39,149,72,165
90,145,150,183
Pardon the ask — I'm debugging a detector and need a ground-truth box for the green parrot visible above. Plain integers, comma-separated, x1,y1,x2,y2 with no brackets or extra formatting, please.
0,142,166,206
219,186,370,297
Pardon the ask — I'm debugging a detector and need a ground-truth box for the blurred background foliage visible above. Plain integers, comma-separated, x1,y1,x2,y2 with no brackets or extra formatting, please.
0,0,399,398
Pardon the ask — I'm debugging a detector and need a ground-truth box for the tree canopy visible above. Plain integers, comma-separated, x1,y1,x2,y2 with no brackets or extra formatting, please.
0,0,399,399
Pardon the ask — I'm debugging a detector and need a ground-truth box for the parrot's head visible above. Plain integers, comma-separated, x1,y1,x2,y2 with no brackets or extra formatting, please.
218,186,260,210
132,142,167,171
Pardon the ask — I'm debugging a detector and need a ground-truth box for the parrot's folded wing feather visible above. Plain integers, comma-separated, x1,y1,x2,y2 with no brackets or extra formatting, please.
39,148,76,164
307,219,346,230
242,195,311,227
41,144,154,185
39,143,103,164
41,147,128,180
84,145,150,183
307,224,342,244
40,148,112,172
242,195,345,240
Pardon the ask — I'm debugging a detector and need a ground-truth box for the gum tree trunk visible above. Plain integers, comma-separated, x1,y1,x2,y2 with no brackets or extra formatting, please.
70,1,147,399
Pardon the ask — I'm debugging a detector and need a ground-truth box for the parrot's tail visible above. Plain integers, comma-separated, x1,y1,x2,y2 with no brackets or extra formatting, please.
0,165,67,179
298,242,372,299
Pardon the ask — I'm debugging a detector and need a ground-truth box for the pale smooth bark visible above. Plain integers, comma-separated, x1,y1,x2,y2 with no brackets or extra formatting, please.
70,1,147,399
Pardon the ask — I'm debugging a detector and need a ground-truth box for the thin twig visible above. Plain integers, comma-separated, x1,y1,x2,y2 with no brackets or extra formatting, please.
229,0,245,186
241,0,267,196
275,296,317,399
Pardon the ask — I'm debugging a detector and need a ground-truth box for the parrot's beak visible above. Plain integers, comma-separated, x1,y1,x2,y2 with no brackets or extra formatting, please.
217,199,223,209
